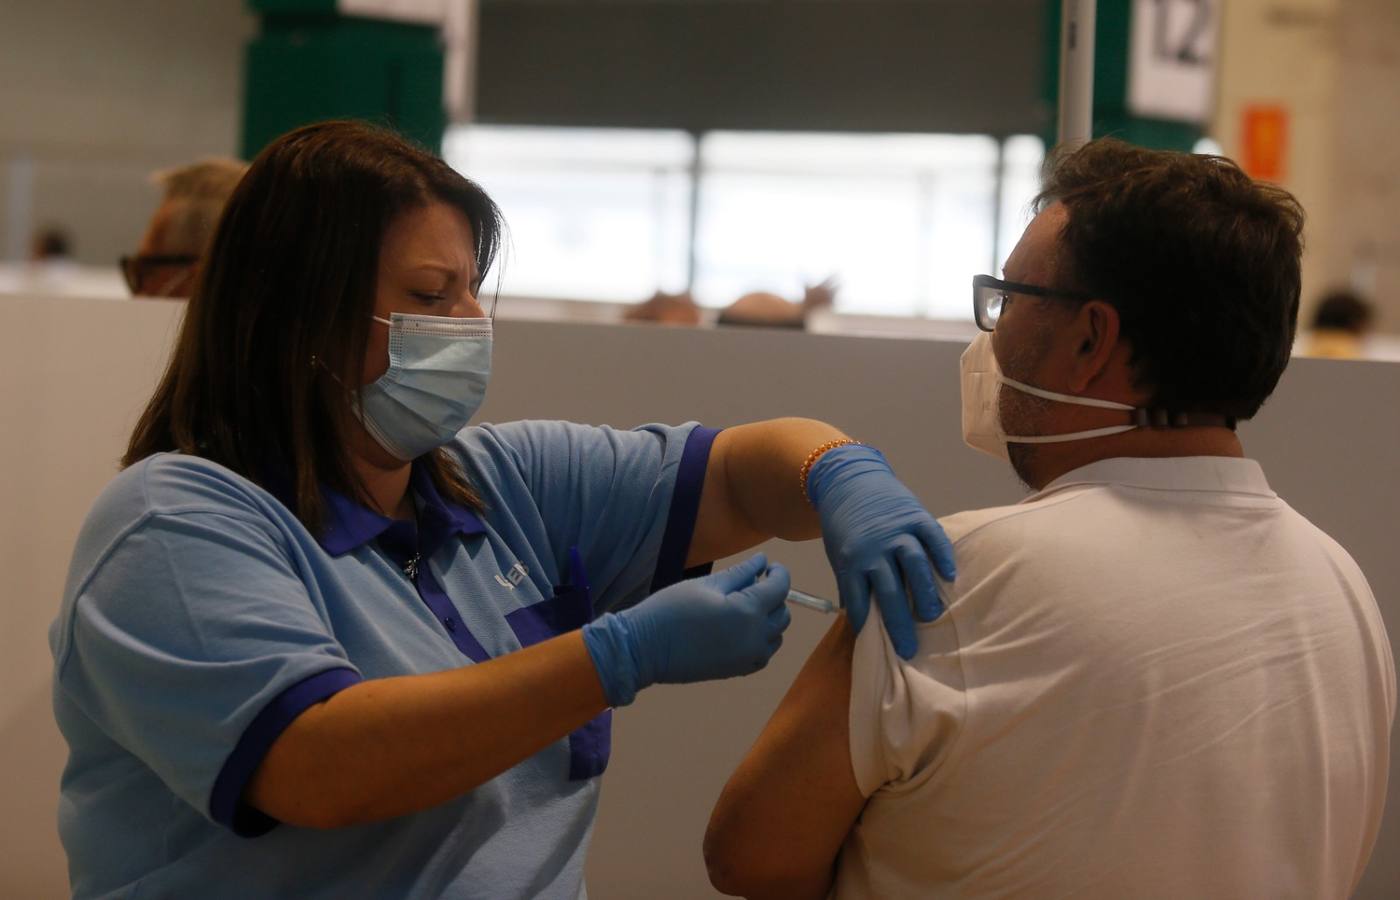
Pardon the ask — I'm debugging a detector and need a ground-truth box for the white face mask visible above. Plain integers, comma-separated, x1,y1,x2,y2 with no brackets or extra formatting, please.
959,332,1138,461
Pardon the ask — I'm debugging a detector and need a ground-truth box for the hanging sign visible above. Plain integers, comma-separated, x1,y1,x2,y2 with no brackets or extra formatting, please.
1127,0,1220,123
1241,105,1289,181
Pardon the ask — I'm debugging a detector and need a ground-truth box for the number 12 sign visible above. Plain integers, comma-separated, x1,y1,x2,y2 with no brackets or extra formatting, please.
1128,0,1220,123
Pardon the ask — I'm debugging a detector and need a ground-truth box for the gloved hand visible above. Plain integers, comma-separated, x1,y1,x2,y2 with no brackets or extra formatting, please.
807,444,956,660
581,554,792,708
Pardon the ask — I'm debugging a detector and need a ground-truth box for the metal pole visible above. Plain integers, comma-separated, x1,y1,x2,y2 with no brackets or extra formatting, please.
684,130,702,293
4,156,34,262
990,137,1006,274
1057,0,1097,147
443,0,478,124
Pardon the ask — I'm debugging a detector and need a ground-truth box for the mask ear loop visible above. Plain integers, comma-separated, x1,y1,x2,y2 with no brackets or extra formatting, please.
1005,424,1139,444
996,372,1141,445
997,373,1136,411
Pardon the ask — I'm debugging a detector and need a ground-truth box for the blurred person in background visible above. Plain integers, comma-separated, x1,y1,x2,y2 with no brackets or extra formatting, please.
121,157,247,298
717,278,837,329
1305,289,1375,359
623,288,702,326
705,140,1393,900
30,226,73,263
16,225,80,289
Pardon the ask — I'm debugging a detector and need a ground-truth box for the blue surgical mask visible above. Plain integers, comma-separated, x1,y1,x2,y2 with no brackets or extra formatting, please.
356,313,492,460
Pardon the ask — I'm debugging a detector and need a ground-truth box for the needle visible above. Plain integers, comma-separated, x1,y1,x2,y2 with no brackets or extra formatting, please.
786,588,837,614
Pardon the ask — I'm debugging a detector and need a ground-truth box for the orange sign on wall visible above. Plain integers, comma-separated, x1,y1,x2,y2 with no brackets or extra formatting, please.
1241,105,1289,182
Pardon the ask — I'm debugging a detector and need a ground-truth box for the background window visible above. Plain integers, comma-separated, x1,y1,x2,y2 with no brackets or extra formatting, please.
444,125,1044,320
443,126,694,302
997,134,1049,273
694,132,999,318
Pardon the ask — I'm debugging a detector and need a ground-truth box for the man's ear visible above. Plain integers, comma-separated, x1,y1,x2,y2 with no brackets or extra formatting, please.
1067,300,1121,393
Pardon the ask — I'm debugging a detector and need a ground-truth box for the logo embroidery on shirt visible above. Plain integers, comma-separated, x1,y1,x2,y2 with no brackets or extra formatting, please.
494,562,528,589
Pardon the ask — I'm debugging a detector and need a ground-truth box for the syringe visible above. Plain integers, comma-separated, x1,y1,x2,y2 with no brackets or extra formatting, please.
786,588,838,614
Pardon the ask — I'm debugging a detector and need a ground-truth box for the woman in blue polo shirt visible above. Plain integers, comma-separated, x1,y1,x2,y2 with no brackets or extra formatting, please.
49,120,955,899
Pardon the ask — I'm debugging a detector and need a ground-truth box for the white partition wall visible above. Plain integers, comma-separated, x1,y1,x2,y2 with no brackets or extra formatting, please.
2,293,1397,898
0,296,186,896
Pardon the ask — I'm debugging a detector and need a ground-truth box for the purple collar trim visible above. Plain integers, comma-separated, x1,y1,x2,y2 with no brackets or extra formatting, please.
271,462,485,556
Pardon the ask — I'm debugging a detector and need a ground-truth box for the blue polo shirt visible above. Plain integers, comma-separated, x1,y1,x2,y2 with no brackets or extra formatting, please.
50,420,718,900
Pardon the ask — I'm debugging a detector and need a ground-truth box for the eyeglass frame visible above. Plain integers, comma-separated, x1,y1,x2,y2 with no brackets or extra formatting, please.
119,254,200,294
972,274,1095,332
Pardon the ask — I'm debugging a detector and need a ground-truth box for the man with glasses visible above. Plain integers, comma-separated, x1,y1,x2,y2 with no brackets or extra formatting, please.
122,158,246,298
704,139,1393,899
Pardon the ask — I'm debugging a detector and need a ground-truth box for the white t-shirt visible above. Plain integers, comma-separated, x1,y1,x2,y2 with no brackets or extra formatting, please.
838,457,1395,899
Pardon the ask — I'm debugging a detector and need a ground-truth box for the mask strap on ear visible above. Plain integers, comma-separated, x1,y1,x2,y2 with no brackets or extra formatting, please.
997,374,1136,411
371,315,394,327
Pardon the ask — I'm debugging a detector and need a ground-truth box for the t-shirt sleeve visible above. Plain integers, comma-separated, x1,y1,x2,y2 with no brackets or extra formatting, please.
847,599,969,798
54,509,361,837
462,420,719,613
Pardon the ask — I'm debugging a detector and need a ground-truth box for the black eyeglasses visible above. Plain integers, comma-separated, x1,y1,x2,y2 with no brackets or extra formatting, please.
972,274,1094,331
119,254,199,294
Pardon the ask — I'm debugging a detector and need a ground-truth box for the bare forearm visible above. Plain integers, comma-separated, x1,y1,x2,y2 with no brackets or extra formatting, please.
248,631,607,828
686,417,846,566
716,418,845,538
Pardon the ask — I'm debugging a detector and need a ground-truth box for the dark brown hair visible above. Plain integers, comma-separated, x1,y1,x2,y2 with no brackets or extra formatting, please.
1035,138,1304,420
124,120,504,533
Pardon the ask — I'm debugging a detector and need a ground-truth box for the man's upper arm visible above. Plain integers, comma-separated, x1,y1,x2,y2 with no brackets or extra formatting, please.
706,558,971,897
705,616,867,899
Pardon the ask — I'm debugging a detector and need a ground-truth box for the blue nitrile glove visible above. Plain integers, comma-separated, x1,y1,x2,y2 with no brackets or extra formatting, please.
581,554,792,707
807,444,957,660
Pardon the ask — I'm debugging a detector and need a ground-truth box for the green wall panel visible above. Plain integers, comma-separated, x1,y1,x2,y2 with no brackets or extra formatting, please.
242,12,445,158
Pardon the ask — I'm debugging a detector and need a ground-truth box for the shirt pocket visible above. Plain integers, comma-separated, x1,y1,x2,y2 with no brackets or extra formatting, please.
504,546,612,781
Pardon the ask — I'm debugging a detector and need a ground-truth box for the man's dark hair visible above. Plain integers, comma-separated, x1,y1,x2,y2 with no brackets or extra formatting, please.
125,120,503,533
1311,290,1373,334
1035,138,1304,420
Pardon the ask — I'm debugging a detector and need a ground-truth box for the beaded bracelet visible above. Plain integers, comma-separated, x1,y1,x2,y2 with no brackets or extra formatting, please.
799,438,863,504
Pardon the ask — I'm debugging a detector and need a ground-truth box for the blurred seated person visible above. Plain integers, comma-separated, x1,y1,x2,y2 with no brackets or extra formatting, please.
30,226,74,264
704,140,1393,900
122,158,247,298
716,278,836,329
22,225,79,287
1304,289,1374,359
623,289,702,326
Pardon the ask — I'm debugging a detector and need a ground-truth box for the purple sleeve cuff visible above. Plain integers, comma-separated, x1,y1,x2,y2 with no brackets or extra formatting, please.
210,666,362,837
650,426,721,593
